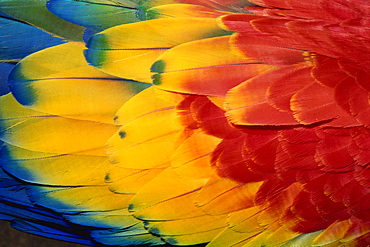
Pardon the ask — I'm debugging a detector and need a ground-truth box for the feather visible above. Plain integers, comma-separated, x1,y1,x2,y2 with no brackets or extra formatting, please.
0,62,14,94
1,144,109,185
152,35,274,97
0,13,65,61
1,1,370,247
0,0,84,41
90,225,166,246
0,94,118,155
170,131,220,179
225,65,310,126
47,0,140,31
8,42,150,123
144,3,228,19
85,17,231,82
139,0,254,12
129,168,206,213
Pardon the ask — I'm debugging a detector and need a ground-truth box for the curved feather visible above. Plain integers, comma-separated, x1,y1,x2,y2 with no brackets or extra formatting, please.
152,36,274,96
143,3,229,19
0,0,84,41
47,0,140,31
0,13,65,61
0,94,118,156
8,42,150,124
85,17,231,82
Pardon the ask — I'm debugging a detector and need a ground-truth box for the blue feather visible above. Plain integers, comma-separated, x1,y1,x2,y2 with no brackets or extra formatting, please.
0,62,14,95
47,0,139,31
0,12,65,61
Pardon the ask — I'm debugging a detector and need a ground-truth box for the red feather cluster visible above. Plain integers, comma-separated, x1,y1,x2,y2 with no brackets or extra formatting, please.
178,0,370,240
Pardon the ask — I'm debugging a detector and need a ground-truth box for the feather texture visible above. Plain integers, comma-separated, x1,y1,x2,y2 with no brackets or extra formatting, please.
1,1,370,247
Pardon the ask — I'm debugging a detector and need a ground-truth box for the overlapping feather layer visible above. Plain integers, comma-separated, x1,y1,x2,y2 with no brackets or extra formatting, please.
0,0,370,246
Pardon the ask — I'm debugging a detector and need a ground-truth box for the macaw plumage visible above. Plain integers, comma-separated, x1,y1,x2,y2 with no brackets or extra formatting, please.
1,0,370,246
